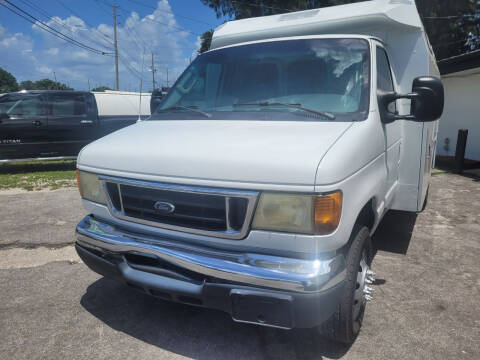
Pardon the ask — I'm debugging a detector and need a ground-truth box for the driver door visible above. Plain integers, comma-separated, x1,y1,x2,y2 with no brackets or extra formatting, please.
0,93,48,160
376,45,402,207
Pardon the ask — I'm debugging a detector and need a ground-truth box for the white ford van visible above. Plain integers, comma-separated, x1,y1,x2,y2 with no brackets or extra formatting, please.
75,0,444,343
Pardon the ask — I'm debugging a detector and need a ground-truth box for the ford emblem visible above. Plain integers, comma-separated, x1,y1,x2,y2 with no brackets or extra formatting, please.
153,201,175,214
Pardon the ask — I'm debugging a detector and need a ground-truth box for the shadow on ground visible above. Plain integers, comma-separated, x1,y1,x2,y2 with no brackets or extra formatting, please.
371,210,417,256
80,210,421,359
81,278,352,360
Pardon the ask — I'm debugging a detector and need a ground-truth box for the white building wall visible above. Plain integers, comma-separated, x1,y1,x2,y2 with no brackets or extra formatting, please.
437,68,480,161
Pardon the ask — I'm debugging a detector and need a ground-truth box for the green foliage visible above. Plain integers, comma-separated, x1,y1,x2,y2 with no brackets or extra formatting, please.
417,0,479,59
198,30,214,54
199,0,480,60
20,78,73,91
0,160,76,191
91,86,112,92
0,68,19,93
18,80,35,90
200,0,361,19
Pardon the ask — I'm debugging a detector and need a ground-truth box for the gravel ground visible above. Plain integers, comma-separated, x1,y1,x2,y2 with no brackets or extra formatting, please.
0,172,479,359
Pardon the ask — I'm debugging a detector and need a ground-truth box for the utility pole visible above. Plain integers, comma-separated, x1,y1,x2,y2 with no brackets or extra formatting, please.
138,48,145,121
53,71,58,89
88,79,90,91
151,52,156,90
166,67,169,88
113,5,119,90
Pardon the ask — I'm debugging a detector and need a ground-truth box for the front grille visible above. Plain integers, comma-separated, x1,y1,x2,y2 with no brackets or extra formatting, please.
121,184,228,231
101,176,258,240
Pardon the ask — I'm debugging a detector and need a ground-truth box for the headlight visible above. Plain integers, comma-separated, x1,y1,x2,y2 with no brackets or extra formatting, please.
252,191,342,235
76,170,107,204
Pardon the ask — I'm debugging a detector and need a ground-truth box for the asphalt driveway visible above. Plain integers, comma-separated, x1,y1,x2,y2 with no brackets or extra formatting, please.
0,172,479,359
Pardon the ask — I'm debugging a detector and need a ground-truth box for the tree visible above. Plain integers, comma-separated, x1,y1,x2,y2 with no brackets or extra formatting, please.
91,86,112,92
19,80,35,90
200,0,360,19
0,68,19,93
33,79,73,90
199,0,480,60
416,0,479,59
199,1,358,52
19,79,73,91
198,30,214,54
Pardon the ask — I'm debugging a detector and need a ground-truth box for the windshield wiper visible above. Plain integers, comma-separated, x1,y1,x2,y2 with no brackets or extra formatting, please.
233,101,336,120
158,105,212,118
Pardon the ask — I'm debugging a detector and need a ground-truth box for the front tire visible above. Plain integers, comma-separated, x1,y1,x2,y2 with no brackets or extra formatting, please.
320,225,373,343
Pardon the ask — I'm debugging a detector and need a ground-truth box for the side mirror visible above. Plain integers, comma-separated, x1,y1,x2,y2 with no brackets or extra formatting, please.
0,112,9,120
150,89,163,114
378,76,444,123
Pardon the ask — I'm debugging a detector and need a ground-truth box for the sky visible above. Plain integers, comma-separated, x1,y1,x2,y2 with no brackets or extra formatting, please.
0,0,227,91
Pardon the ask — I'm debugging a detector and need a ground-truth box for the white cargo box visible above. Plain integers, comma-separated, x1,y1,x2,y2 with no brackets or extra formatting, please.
93,90,151,116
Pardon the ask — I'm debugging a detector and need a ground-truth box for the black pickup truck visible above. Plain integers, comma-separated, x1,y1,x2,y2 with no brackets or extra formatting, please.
0,90,154,162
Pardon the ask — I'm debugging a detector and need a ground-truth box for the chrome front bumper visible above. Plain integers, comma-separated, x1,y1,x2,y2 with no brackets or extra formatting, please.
76,215,346,293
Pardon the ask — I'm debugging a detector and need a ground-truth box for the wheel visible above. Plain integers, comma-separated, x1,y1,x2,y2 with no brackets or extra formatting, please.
319,225,374,344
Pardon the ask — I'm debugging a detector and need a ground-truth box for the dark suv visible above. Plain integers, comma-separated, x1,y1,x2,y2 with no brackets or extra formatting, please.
0,90,140,161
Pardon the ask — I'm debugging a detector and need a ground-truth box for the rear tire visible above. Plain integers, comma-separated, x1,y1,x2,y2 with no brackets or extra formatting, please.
319,225,373,344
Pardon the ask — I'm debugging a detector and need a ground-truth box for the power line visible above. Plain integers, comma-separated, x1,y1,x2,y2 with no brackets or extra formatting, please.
117,10,152,52
55,0,149,88
230,0,291,12
117,51,143,80
55,0,115,46
92,0,113,17
91,0,161,85
118,10,189,51
125,0,214,26
18,0,114,51
1,0,111,55
432,38,469,48
141,15,202,36
107,0,201,36
423,14,479,20
4,0,111,54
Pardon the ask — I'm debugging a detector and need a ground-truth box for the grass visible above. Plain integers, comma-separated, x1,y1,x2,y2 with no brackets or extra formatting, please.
0,160,77,191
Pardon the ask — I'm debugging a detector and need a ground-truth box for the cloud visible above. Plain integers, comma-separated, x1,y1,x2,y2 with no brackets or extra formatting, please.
0,0,196,90
0,24,39,80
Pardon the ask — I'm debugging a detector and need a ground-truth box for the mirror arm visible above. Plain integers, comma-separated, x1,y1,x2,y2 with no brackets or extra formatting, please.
389,92,420,121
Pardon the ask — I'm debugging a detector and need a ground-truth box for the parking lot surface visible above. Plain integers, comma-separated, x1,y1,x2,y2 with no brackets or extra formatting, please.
0,172,479,359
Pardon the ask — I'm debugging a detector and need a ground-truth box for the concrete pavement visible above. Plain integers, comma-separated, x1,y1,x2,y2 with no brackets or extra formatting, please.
0,172,479,359
0,188,86,249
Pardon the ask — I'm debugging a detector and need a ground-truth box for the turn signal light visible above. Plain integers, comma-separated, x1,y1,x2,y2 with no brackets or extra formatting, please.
76,169,82,197
314,192,342,235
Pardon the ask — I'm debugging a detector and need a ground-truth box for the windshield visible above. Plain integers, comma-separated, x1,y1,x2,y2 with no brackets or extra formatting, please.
154,38,370,121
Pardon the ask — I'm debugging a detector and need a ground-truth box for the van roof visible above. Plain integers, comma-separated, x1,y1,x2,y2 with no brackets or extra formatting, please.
211,0,422,50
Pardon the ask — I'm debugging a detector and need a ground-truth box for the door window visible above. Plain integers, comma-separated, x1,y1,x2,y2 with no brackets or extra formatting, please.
376,47,395,91
376,47,396,112
51,94,87,116
0,95,43,118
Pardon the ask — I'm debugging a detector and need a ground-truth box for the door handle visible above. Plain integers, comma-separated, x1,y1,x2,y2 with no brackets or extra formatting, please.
32,120,42,126
80,120,94,124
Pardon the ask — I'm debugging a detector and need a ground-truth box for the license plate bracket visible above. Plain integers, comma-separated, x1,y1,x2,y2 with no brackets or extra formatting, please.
230,289,293,329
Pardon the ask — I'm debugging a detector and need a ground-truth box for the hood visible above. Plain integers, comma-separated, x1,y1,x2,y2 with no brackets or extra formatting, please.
78,120,352,187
